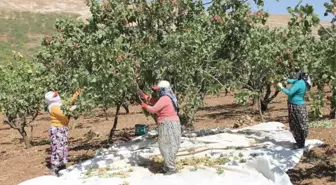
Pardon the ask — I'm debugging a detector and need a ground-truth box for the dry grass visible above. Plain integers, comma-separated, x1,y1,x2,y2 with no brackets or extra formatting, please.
266,14,332,36
0,10,78,61
0,0,90,16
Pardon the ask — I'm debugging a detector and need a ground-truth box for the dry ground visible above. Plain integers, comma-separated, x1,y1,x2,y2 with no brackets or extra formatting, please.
0,92,335,185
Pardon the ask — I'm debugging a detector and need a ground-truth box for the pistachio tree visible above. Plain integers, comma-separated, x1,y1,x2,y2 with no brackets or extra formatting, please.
0,54,49,148
36,0,266,133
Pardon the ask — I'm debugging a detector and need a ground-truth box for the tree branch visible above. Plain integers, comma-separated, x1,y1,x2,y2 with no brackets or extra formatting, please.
204,71,235,96
263,84,271,101
28,111,39,125
4,117,18,130
266,89,280,103
242,82,254,92
319,24,335,37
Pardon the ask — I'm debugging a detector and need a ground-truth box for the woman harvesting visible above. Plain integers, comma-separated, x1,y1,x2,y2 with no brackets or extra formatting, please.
44,89,82,176
137,80,181,175
277,70,311,149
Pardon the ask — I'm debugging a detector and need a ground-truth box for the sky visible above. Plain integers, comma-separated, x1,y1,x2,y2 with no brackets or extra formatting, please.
97,0,333,21
204,0,334,21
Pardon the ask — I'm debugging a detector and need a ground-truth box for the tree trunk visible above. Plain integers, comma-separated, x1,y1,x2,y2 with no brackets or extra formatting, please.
199,92,205,102
251,98,257,106
260,85,280,112
30,125,34,142
186,107,197,130
260,101,268,112
108,104,121,142
329,109,336,119
103,106,109,121
258,97,264,122
329,89,336,119
122,102,130,114
19,128,31,148
199,79,206,102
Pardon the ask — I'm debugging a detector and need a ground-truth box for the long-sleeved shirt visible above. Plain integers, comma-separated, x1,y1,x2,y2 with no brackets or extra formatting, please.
50,92,80,127
281,79,307,105
141,92,179,123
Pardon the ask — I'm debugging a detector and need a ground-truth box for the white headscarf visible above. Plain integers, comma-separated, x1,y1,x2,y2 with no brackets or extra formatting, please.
157,80,170,88
306,75,312,87
156,80,179,112
45,91,62,112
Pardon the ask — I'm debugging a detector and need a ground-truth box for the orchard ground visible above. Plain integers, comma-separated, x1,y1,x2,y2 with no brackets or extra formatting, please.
0,91,335,185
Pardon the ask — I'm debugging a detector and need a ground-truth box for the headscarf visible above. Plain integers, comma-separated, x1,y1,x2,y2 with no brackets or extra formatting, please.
45,91,62,112
159,87,179,112
296,70,312,90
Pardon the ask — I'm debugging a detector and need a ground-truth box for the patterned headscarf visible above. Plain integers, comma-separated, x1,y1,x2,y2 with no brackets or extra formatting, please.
296,70,312,90
159,87,179,112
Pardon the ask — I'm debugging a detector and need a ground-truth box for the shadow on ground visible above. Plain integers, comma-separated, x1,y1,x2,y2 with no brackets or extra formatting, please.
287,144,336,185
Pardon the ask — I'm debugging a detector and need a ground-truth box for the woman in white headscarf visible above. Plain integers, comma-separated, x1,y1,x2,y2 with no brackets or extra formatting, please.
137,80,181,175
44,89,82,176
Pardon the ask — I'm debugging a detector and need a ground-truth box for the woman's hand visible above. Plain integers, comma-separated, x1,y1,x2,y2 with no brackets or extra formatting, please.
76,88,83,95
141,102,147,109
70,88,83,105
277,82,283,89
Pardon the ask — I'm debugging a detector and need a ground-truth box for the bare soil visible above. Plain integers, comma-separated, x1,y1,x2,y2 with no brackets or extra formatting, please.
0,92,335,185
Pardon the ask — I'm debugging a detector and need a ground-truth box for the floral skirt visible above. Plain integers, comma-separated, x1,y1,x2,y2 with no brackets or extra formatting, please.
158,119,181,172
288,103,309,148
49,126,69,170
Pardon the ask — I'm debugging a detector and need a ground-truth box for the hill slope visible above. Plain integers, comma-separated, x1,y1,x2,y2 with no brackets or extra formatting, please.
0,10,78,61
0,0,332,61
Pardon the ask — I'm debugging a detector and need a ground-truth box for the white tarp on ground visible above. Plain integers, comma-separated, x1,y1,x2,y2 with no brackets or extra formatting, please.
19,122,323,185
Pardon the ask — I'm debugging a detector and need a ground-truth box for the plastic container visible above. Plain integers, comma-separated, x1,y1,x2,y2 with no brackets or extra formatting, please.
135,124,148,136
